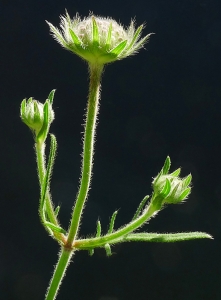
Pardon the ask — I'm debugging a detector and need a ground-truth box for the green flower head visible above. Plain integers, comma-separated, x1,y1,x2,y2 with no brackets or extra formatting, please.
46,12,152,65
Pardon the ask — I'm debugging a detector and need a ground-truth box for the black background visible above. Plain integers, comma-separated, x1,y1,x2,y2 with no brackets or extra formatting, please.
1,0,221,299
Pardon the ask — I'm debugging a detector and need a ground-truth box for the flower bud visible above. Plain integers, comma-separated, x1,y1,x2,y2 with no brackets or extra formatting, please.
20,90,55,143
151,157,192,209
153,174,191,204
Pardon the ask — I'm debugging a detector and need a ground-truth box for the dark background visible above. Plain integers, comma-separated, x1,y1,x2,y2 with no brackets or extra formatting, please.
1,0,221,299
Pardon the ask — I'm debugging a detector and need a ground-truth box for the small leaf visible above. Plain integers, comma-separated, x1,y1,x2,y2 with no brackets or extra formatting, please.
104,243,112,256
132,195,149,221
44,221,66,234
69,28,81,46
55,206,60,217
88,249,94,256
123,232,213,243
162,156,171,175
96,220,101,237
109,40,127,56
108,211,118,234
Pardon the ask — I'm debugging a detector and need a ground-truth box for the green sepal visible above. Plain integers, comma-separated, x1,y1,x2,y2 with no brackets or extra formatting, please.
20,98,26,116
105,22,112,49
161,178,171,198
152,169,163,185
162,156,171,175
46,21,68,48
69,28,81,46
127,33,152,55
110,40,127,56
44,221,66,234
122,232,213,242
104,243,112,256
36,100,50,143
182,174,192,188
179,187,191,201
47,89,56,105
151,194,164,211
165,183,180,204
170,168,181,177
127,25,143,52
92,16,99,45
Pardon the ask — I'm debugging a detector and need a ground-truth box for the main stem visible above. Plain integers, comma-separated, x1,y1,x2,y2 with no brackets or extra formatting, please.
45,248,73,300
66,63,103,247
45,63,103,300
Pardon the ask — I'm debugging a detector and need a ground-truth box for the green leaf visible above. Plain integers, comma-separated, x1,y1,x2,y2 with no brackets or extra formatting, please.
132,195,149,221
104,243,112,256
44,221,66,234
123,232,213,243
96,220,101,237
108,210,118,234
47,89,56,105
109,40,127,56
162,156,171,175
88,249,94,256
92,16,99,45
69,28,81,46
54,205,60,217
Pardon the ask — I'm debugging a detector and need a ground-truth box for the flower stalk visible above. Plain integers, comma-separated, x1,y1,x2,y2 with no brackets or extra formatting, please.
66,63,104,247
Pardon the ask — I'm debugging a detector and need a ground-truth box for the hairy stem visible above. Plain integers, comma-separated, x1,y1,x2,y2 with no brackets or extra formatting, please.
66,63,104,246
35,141,65,243
74,202,158,249
45,248,73,300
